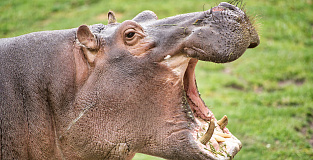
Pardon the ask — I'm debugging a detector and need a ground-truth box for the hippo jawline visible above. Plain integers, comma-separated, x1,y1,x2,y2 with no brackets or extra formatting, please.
163,55,242,159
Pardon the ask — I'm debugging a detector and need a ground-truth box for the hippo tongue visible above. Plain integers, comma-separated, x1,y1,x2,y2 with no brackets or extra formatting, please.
183,58,214,121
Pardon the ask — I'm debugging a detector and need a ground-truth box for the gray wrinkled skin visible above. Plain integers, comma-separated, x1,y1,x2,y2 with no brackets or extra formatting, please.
0,1,259,160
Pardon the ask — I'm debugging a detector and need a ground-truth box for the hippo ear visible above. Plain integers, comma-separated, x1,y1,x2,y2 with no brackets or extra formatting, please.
132,10,158,22
108,11,117,24
77,25,98,50
77,25,100,64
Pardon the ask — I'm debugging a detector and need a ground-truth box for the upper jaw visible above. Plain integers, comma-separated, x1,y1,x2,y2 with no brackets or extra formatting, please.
181,2,259,63
130,2,259,63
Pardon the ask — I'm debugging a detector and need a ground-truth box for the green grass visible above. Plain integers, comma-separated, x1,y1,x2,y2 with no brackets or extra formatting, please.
1,0,313,159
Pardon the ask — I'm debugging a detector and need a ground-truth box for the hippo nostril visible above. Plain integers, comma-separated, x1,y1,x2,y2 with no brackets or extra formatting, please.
211,3,238,13
218,2,237,11
211,6,226,12
248,42,259,48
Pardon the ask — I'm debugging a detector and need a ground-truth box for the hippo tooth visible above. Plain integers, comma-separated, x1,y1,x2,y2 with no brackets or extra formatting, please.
213,135,226,142
215,131,232,138
164,55,171,60
199,119,215,145
217,115,228,129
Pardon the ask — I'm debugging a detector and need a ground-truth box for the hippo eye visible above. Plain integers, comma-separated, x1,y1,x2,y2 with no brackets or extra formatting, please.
124,28,144,46
126,32,135,38
124,29,137,40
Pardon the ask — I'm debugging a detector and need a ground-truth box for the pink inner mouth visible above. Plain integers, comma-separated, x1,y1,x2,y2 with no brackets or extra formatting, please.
183,58,214,121
182,58,241,158
211,6,227,12
183,58,231,134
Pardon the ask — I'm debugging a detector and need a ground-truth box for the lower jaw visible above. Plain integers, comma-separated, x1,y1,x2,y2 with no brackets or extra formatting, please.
191,116,242,159
183,58,242,159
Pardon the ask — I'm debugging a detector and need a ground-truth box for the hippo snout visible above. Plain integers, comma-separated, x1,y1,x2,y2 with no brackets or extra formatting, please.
181,2,260,63
217,2,260,49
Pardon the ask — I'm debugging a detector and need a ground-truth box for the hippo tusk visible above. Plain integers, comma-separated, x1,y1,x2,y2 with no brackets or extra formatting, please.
217,115,228,129
199,119,215,145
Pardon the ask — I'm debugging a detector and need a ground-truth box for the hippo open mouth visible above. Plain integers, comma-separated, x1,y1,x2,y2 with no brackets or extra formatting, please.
185,58,242,159
156,2,259,159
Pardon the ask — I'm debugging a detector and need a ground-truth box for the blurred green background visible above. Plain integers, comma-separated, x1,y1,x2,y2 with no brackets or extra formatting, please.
1,0,312,159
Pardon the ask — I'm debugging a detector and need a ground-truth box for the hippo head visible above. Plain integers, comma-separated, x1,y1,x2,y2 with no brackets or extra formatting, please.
68,1,259,159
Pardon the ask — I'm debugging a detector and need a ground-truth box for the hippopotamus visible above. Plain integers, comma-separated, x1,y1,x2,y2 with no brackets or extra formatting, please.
0,1,259,160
